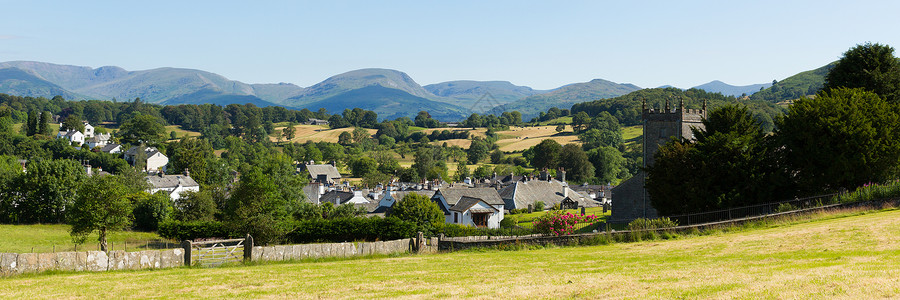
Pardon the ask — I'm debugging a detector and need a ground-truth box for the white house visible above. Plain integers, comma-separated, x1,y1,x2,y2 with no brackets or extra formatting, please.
124,146,169,173
83,122,94,139
85,133,112,149
56,130,85,145
432,188,504,228
146,173,200,201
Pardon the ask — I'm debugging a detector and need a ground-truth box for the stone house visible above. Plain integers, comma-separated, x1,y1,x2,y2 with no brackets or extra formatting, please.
498,178,592,211
432,188,504,228
85,133,112,149
301,163,341,185
124,146,169,173
146,173,200,201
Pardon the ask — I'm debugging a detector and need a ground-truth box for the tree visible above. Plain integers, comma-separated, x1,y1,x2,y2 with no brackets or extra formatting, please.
282,122,296,141
557,143,594,183
824,42,900,102
351,127,370,144
131,191,173,231
489,149,503,164
349,156,378,178
17,159,87,223
173,190,219,222
118,114,166,146
529,139,562,170
167,137,214,184
580,128,623,151
466,137,489,164
555,124,566,133
38,111,50,135
455,162,470,182
587,146,626,184
776,88,900,192
61,114,85,133
338,131,352,146
389,192,443,232
412,147,435,179
69,175,133,252
26,110,38,136
361,170,391,188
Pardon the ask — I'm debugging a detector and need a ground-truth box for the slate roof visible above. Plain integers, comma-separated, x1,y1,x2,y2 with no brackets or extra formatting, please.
99,143,121,153
146,174,199,189
435,187,504,206
449,196,499,213
498,179,586,210
304,164,342,181
126,146,163,157
320,190,354,204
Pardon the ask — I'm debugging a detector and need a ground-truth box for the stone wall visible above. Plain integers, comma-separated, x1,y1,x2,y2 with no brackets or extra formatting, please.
251,239,412,262
0,248,183,276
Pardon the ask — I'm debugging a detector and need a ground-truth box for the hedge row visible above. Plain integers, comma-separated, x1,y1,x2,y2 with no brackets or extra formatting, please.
434,223,533,237
158,220,234,241
286,217,417,243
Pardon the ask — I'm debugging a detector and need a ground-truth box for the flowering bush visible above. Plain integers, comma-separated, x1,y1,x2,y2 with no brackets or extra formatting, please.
836,180,900,203
532,211,599,236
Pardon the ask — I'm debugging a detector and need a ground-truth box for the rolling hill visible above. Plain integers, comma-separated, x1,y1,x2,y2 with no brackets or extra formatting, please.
0,67,81,100
493,79,642,119
750,63,835,102
283,68,439,106
423,80,547,109
692,80,771,97
300,85,468,121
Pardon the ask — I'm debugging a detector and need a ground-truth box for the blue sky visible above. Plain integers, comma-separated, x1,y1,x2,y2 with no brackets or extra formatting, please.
2,1,899,90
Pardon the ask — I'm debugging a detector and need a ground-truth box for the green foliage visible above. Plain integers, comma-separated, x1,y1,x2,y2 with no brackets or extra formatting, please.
751,63,834,102
835,180,900,203
224,155,305,245
626,217,678,231
389,192,444,233
528,139,562,170
166,137,214,184
587,146,626,184
499,215,518,228
118,113,167,146
533,201,546,211
282,122,296,141
433,223,533,237
824,42,900,102
131,191,173,232
776,88,900,192
173,190,219,222
466,137,490,164
16,159,87,223
472,164,492,179
349,156,377,177
69,175,134,251
287,216,416,243
455,162,470,182
557,143,594,183
61,114,84,133
532,210,600,236
157,220,232,240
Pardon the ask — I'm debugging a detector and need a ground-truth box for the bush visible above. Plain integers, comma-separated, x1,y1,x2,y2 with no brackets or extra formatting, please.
775,203,797,213
533,201,546,211
287,216,416,243
434,223,533,237
158,220,233,241
626,217,678,231
131,191,173,231
389,192,444,233
499,216,518,228
532,211,599,236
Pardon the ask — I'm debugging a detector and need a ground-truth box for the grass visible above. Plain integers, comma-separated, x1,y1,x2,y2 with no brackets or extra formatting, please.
165,125,201,140
510,207,608,229
0,224,173,253
2,207,899,298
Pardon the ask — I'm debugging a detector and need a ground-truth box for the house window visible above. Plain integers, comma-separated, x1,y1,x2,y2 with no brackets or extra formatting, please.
454,212,458,223
473,213,489,227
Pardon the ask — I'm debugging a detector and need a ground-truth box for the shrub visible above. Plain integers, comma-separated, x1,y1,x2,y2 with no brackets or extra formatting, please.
532,211,599,236
775,203,797,213
434,223,532,237
287,216,416,243
389,192,443,233
836,180,900,203
499,216,518,228
131,191,173,231
626,217,678,231
533,201,546,211
158,220,233,241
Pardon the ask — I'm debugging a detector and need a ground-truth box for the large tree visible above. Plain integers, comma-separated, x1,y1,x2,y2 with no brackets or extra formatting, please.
17,159,87,223
69,175,134,252
824,42,900,102
118,114,167,146
776,88,900,192
557,143,594,183
389,192,443,233
528,139,562,170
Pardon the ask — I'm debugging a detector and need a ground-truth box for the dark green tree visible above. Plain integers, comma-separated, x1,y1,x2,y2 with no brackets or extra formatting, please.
389,192,443,232
131,191,173,231
529,139,562,170
17,159,87,223
823,42,900,102
61,114,85,133
118,114,167,146
173,190,219,222
69,175,133,251
466,137,490,164
587,146,626,184
557,143,594,183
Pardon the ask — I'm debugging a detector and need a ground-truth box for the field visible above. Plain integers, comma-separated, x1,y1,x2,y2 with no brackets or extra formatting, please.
3,208,898,298
0,224,171,253
165,125,202,140
271,124,377,144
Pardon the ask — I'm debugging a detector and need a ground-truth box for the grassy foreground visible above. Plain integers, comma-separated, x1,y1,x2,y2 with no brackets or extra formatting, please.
2,208,900,298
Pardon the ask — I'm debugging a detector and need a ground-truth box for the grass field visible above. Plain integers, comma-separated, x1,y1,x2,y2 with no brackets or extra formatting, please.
0,224,172,253
3,208,898,298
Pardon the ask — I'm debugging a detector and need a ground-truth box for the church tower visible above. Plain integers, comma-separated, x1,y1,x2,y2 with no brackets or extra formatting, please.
609,98,706,223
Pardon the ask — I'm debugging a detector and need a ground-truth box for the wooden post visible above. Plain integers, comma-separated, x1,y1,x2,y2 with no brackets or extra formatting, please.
416,232,425,253
181,240,192,266
243,234,254,262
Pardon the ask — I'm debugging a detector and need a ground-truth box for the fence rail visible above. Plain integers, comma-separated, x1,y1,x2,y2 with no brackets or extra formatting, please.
664,193,841,226
182,236,252,267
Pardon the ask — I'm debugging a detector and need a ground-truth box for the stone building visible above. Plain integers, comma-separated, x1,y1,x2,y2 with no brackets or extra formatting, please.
610,98,706,223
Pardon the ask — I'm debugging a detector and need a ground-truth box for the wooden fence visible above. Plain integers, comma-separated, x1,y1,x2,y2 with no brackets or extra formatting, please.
182,235,253,267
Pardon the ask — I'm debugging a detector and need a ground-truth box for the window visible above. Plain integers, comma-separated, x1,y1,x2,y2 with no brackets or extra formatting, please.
473,213,489,227
454,212,458,223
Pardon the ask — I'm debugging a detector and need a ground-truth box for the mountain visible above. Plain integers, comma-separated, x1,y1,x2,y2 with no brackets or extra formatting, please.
249,83,305,103
301,85,468,121
492,79,642,119
423,80,547,108
0,61,295,107
692,80,771,97
283,68,438,106
750,63,835,102
0,67,81,100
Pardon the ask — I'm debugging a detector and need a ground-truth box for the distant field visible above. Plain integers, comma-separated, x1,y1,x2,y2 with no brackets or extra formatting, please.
165,125,201,140
3,208,898,298
0,224,171,253
271,124,376,144
494,125,580,152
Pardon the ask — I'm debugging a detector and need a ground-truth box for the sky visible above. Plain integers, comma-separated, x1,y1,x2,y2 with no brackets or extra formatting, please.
2,0,899,90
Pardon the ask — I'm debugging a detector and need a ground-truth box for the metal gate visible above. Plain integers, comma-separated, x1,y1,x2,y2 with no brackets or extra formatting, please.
183,237,251,267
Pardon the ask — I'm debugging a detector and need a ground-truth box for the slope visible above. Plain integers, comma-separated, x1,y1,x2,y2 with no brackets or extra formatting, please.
284,68,442,106
494,79,642,119
301,85,468,121
0,67,81,99
750,63,836,102
424,80,547,109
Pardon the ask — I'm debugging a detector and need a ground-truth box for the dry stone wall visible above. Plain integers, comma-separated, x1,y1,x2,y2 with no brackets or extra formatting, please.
251,239,412,262
0,248,183,276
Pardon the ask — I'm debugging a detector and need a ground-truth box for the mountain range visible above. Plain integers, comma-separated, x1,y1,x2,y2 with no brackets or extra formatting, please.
0,60,806,121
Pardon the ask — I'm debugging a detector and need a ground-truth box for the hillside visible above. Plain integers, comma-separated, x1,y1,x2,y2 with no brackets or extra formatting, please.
692,80,771,97
283,68,441,106
423,80,547,109
0,67,81,99
750,62,835,102
2,208,897,298
494,79,642,119
301,85,469,121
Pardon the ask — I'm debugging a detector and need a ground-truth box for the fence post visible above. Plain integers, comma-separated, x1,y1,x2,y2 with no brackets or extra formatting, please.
243,234,254,262
181,240,192,266
416,232,424,253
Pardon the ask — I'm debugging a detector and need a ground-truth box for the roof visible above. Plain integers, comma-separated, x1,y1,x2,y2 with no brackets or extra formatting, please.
449,196,499,213
146,174,199,189
386,190,435,201
99,143,121,153
320,190,354,204
126,146,163,157
498,179,585,209
305,164,341,180
491,174,524,184
435,187,504,206
86,133,111,143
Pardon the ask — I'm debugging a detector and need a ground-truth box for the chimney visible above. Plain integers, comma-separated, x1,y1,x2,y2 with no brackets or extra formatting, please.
557,168,566,182
540,169,548,181
184,168,190,177
562,182,569,198
85,164,92,176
